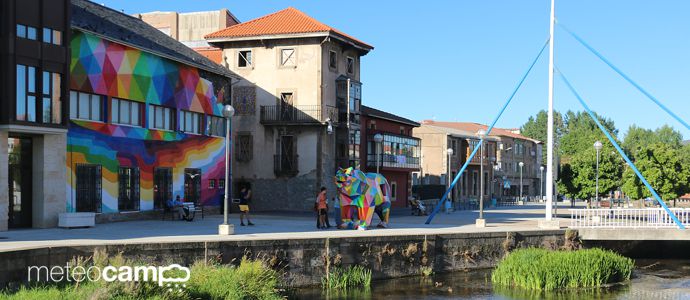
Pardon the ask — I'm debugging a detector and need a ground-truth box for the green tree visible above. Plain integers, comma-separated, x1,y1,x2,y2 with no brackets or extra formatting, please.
567,142,622,199
621,143,690,202
520,110,564,165
623,125,683,156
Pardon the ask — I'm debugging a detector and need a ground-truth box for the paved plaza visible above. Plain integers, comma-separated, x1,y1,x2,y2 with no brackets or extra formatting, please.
0,203,578,252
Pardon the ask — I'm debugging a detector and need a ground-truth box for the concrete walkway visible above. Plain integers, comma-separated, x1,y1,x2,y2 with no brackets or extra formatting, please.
0,203,575,252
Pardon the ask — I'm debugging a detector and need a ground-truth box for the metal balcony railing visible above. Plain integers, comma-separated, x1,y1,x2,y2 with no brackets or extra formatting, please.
274,154,299,177
367,154,421,170
260,105,338,125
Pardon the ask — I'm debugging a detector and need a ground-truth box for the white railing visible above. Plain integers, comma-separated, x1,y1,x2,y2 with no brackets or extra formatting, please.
569,208,690,228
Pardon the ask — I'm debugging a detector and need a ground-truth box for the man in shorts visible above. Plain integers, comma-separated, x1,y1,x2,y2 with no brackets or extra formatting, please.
239,186,254,226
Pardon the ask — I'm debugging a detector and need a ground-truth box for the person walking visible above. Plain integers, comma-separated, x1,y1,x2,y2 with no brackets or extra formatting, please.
239,186,254,226
316,187,328,229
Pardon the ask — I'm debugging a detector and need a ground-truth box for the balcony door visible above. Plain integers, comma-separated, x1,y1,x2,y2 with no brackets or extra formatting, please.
279,92,293,121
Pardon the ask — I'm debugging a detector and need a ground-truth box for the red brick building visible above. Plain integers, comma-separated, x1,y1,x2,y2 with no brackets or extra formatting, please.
360,106,420,208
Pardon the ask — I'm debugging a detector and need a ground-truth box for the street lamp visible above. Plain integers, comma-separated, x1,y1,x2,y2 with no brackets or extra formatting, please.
540,165,544,201
374,133,383,174
594,140,603,209
519,161,524,202
219,104,235,235
447,147,454,201
477,129,487,227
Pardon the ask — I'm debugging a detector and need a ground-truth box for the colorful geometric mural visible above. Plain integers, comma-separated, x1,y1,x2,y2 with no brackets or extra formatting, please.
70,31,221,115
66,32,228,213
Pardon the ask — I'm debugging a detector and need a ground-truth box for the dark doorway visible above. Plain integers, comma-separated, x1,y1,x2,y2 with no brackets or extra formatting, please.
184,168,201,204
8,137,33,228
279,92,293,121
75,164,102,213
153,168,172,209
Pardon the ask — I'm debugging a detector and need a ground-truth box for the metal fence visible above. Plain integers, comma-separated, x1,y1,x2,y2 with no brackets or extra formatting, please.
569,208,690,228
260,105,338,124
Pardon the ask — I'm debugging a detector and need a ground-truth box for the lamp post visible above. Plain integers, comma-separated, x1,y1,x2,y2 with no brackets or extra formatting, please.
374,133,383,173
219,104,235,235
476,129,487,227
519,161,524,202
594,140,603,209
540,165,544,201
447,147,454,201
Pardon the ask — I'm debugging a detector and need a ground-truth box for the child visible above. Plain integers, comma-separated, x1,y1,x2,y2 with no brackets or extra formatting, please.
316,187,328,229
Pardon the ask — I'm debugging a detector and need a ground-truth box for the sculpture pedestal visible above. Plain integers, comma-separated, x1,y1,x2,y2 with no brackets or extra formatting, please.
218,224,235,235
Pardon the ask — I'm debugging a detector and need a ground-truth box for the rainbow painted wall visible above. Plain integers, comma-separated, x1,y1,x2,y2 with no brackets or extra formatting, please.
66,31,228,213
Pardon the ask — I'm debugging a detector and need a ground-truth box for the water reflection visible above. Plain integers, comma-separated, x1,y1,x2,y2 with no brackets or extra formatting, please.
293,260,690,299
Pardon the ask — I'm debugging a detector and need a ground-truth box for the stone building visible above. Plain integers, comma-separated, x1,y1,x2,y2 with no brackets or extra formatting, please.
204,7,374,211
360,105,421,208
415,121,543,203
134,9,240,48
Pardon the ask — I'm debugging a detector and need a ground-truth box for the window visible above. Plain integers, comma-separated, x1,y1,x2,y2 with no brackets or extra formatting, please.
16,65,37,122
206,115,225,137
232,86,256,115
180,110,201,134
238,50,252,67
70,91,103,121
16,24,37,40
369,121,376,130
390,182,397,201
118,167,140,211
208,179,216,189
236,133,253,162
149,104,174,130
472,171,478,196
451,139,457,156
75,164,102,213
218,179,225,189
346,56,354,74
329,50,337,69
42,28,61,45
111,98,141,126
41,71,62,124
280,48,296,67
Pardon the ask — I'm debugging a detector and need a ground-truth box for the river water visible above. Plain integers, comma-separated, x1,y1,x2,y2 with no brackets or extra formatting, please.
293,260,690,299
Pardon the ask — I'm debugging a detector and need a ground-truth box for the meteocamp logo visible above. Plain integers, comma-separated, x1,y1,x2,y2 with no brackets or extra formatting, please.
28,263,191,291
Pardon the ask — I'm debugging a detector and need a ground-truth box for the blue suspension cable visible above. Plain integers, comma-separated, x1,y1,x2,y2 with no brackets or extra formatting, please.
556,67,685,229
425,39,550,224
559,23,690,132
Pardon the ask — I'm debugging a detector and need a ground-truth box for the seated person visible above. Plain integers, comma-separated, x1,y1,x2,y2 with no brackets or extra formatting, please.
167,195,192,221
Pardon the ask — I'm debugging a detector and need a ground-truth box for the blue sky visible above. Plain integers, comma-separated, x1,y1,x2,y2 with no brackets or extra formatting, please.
103,0,690,139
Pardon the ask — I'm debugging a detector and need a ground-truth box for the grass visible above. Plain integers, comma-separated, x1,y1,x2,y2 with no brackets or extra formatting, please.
321,265,372,291
0,252,283,300
491,248,634,291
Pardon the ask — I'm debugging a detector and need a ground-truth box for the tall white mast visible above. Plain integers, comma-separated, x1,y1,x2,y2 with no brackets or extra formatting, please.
545,0,556,222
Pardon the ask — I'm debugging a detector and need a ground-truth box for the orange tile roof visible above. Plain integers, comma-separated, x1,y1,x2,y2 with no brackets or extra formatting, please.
192,47,223,64
421,120,542,143
204,7,373,50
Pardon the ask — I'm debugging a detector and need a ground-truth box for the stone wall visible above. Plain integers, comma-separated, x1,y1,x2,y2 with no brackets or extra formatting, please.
0,230,566,287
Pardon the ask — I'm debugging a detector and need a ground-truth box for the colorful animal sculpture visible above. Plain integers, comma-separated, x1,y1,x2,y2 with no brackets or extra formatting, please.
334,167,392,230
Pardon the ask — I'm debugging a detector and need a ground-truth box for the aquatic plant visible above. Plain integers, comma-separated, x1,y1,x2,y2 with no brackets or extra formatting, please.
321,265,372,290
491,248,633,291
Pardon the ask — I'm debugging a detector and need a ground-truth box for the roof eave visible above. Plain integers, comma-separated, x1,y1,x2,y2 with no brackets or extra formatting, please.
74,27,239,80
206,31,373,52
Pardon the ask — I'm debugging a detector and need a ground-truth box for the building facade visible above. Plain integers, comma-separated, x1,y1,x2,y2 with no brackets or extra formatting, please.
413,123,498,206
204,7,373,211
66,0,235,221
0,0,236,231
134,9,240,48
0,0,71,230
360,105,420,208
415,121,542,203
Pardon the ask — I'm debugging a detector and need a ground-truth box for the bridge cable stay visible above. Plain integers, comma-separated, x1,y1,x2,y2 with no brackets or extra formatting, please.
558,23,690,132
555,67,686,229
425,39,550,224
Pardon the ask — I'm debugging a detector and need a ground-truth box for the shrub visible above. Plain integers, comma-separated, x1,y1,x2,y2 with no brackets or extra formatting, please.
321,265,372,290
0,254,283,300
491,248,634,291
